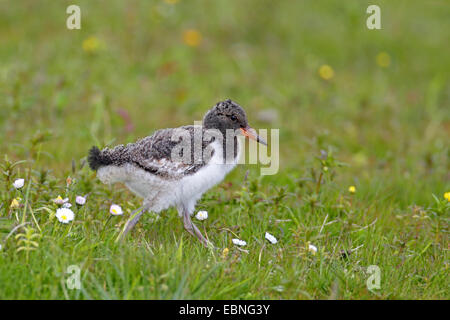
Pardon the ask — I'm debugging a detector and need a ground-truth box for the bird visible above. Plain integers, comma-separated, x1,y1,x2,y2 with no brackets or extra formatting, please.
87,99,266,246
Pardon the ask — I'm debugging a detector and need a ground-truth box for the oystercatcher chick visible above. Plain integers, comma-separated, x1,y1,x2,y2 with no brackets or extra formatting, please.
88,99,266,246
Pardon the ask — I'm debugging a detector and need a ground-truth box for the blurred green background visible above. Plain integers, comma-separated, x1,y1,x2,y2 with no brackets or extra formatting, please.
1,1,448,188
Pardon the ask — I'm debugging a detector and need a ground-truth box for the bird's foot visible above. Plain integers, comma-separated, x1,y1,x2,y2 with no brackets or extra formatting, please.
182,209,214,248
115,206,145,243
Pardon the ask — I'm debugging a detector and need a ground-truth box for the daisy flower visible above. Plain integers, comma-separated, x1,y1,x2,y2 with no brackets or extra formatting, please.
110,204,123,216
265,232,278,244
76,196,86,205
53,195,69,205
308,243,318,255
195,210,208,221
232,239,247,246
13,178,24,189
55,208,75,224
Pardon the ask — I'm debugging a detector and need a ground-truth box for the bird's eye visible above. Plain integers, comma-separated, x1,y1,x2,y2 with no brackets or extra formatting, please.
230,115,237,121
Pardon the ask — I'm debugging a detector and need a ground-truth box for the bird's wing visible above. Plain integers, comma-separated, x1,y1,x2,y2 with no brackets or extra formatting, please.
128,126,216,179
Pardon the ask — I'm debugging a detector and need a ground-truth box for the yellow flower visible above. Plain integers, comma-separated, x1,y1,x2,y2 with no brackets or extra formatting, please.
318,64,334,80
183,29,202,47
348,186,356,194
82,36,101,53
444,192,450,202
10,198,20,209
222,247,229,258
376,52,391,68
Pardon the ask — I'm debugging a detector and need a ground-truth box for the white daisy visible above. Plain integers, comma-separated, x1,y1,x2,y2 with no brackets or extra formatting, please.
75,196,86,205
53,195,69,205
265,232,277,244
13,178,24,189
308,244,318,255
55,208,75,224
195,210,208,221
232,238,247,246
110,204,123,216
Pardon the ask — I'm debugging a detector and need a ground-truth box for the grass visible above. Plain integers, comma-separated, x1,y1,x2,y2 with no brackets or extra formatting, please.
0,0,448,299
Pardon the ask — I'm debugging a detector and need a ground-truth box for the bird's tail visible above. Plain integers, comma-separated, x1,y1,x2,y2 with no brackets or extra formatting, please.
88,146,112,171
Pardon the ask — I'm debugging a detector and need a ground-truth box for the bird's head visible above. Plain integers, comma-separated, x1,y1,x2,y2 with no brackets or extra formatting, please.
203,99,267,145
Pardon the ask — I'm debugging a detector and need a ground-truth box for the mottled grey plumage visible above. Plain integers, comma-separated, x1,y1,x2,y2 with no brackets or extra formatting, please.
90,126,215,180
88,99,248,179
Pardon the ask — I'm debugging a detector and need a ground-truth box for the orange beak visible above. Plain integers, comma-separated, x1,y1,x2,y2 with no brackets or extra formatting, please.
240,126,267,146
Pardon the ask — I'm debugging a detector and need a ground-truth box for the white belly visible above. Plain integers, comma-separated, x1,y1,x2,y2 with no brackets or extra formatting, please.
97,140,240,214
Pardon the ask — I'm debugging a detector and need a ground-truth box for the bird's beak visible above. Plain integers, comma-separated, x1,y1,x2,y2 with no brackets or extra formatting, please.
240,126,267,146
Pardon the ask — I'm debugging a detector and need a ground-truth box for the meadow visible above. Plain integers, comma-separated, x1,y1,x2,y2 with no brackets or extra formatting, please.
0,0,448,299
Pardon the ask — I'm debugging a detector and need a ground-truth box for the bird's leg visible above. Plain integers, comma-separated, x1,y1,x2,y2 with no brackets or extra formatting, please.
116,206,145,242
182,208,211,247
182,213,195,237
